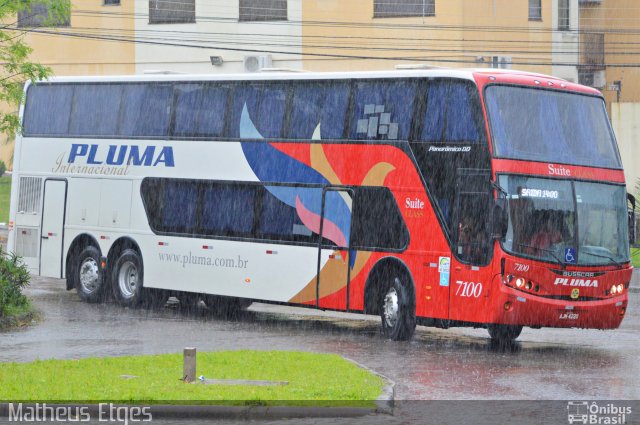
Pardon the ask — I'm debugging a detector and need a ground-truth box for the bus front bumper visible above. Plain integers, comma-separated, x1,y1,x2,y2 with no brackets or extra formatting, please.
492,285,628,329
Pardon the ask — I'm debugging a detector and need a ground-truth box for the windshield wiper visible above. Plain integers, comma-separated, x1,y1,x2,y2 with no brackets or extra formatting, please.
517,243,566,269
491,181,508,196
580,250,622,267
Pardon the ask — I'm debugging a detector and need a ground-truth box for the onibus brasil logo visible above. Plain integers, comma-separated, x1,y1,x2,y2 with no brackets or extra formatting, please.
567,401,632,424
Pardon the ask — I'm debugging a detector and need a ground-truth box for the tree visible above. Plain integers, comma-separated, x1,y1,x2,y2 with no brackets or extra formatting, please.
0,0,70,136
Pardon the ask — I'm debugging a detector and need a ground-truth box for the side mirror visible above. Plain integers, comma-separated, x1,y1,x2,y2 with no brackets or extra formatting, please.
628,193,638,247
491,198,508,240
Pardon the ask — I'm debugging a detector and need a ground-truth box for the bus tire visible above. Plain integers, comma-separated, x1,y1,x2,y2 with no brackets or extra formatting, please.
73,246,106,303
380,276,416,341
111,249,145,307
487,324,523,343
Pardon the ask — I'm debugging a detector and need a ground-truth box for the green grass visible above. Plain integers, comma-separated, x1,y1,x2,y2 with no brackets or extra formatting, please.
632,248,640,268
0,351,384,406
0,175,10,224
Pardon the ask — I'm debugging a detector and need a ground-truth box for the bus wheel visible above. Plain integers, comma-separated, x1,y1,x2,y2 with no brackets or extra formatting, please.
73,246,106,303
487,324,523,343
111,249,144,307
380,277,416,341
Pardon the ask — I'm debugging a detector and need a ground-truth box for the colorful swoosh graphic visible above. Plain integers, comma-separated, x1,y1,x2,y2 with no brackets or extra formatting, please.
240,104,351,250
239,104,396,304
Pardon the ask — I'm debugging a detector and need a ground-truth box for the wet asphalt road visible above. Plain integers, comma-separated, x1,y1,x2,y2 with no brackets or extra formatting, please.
1,274,639,402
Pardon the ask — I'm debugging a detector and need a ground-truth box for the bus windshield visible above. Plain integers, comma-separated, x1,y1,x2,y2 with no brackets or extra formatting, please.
498,175,630,266
485,85,621,169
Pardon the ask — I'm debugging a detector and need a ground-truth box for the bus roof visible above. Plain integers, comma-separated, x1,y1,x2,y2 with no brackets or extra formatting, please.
30,67,601,96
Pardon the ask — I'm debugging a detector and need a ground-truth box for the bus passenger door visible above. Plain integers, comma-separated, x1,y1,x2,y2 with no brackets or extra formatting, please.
39,179,67,278
449,169,494,322
316,188,354,311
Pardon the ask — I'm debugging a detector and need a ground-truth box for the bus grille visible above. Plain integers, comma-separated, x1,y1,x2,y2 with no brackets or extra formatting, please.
17,177,42,214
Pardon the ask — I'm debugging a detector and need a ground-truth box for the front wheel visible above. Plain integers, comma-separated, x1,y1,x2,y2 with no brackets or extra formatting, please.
487,324,523,343
111,249,145,307
73,246,106,303
380,276,416,341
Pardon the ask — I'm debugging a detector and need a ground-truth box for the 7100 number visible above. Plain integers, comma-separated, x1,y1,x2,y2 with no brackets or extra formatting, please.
455,280,483,298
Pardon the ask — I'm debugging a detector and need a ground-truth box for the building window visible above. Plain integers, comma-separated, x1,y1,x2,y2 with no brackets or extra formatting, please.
149,0,195,24
558,0,570,31
374,0,435,18
239,0,287,22
528,0,541,21
17,1,70,27
104,0,120,5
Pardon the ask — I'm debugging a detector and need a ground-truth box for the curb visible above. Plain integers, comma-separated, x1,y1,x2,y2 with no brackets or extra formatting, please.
343,357,395,415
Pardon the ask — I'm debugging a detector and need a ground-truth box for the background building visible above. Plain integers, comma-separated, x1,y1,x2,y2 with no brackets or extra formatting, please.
2,0,638,190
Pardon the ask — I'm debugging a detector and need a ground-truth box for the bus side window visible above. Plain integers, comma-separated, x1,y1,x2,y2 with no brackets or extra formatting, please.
173,84,228,138
69,84,122,136
23,84,73,136
351,187,409,251
120,84,173,137
350,80,417,141
227,83,288,139
288,81,350,140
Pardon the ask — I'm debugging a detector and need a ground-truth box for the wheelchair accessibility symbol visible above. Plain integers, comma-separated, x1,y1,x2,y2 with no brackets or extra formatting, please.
565,248,576,264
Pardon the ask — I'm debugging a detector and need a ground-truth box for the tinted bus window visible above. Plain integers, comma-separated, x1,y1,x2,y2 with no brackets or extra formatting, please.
350,80,417,141
201,185,256,235
421,81,482,143
69,84,123,136
288,81,350,140
173,84,229,138
142,178,322,245
351,187,409,250
23,84,73,135
258,186,320,242
228,84,287,139
161,180,198,233
120,84,172,137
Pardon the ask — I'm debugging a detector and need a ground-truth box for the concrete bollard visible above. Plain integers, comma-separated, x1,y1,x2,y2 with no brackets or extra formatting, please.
183,347,196,383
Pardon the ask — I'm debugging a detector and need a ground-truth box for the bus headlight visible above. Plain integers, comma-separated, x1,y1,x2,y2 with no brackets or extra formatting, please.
515,277,525,288
616,284,624,294
610,285,618,295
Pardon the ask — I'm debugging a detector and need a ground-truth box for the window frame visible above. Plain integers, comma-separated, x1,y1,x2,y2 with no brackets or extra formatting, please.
149,0,196,25
558,0,570,31
528,0,542,21
17,1,70,28
373,0,435,19
239,0,288,22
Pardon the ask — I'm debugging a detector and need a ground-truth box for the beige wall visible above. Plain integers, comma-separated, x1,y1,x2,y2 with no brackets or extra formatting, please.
611,103,640,192
301,0,555,75
24,1,135,76
0,1,135,168
580,0,640,107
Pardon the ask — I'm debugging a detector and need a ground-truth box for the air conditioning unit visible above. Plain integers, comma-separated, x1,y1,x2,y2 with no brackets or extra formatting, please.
592,70,606,89
244,54,273,73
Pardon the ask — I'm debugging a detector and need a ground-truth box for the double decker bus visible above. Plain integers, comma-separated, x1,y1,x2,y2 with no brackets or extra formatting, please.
8,69,635,342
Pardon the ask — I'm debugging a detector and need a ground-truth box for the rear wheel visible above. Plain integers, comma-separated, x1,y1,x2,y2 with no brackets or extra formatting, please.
111,249,145,307
73,246,106,303
487,324,523,343
380,276,416,341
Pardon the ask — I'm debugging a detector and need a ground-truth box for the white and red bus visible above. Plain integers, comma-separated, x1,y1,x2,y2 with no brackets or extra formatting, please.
8,69,635,342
